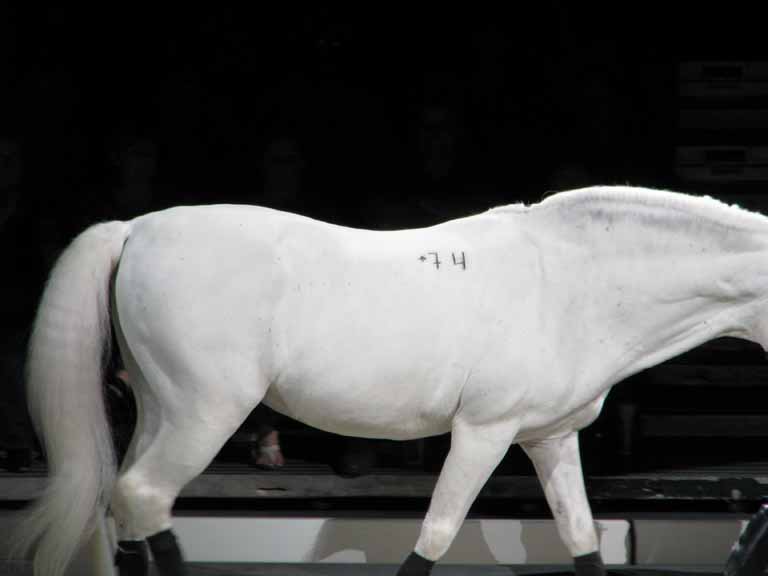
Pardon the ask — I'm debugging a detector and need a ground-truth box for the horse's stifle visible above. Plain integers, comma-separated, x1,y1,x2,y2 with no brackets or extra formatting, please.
16,186,768,576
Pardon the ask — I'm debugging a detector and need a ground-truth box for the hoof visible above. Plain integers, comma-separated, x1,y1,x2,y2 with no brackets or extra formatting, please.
574,551,606,576
115,540,148,576
147,529,186,576
396,551,434,576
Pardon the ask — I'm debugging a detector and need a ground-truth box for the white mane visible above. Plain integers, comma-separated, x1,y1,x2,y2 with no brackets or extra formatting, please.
490,186,768,234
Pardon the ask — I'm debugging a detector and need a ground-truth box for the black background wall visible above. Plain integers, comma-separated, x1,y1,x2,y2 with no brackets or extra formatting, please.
2,5,768,473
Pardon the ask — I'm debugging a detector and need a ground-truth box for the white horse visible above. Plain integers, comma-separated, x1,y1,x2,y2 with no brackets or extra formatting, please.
14,186,768,576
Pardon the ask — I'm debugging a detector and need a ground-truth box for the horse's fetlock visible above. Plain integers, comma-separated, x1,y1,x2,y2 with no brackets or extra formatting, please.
416,519,457,560
563,521,599,557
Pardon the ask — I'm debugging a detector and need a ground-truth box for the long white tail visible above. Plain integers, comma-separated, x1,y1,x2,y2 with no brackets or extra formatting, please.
13,221,131,576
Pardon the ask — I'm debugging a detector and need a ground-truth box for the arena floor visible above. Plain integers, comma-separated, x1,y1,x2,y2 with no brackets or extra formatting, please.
0,563,725,576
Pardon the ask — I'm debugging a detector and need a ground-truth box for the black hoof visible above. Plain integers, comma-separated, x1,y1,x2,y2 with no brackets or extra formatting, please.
396,551,435,576
115,539,149,576
147,529,186,576
574,551,606,576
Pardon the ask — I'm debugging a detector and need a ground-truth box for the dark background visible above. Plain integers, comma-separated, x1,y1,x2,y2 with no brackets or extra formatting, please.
3,4,765,340
3,5,768,477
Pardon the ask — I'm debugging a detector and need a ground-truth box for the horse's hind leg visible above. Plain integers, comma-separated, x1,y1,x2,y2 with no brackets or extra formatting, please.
112,415,253,575
111,334,161,575
112,370,160,575
397,418,518,576
111,368,264,576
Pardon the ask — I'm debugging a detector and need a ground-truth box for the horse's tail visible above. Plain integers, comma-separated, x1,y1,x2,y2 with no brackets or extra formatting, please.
13,220,131,576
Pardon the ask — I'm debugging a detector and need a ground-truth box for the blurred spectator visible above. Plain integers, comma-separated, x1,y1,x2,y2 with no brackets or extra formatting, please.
0,138,20,228
36,212,69,275
261,135,304,212
110,139,157,219
546,161,594,193
419,104,458,186
0,331,33,472
0,137,34,471
237,404,285,470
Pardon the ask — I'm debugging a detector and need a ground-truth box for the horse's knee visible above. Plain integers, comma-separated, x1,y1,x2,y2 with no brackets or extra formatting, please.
414,518,459,561
112,473,174,539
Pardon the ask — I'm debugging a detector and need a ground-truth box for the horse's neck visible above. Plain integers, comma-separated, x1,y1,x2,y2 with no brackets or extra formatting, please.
607,255,765,379
533,212,768,388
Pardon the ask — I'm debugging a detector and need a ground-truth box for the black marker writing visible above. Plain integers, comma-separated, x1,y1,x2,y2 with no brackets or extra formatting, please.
418,251,467,271
452,252,466,270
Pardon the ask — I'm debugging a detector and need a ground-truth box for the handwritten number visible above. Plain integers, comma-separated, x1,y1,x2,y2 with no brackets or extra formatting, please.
418,251,467,271
452,252,466,270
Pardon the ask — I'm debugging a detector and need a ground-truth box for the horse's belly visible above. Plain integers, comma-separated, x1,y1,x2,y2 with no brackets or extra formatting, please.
263,371,458,440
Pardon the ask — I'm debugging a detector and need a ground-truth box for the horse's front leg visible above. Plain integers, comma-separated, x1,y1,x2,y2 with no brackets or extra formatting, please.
522,431,605,576
397,418,518,576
